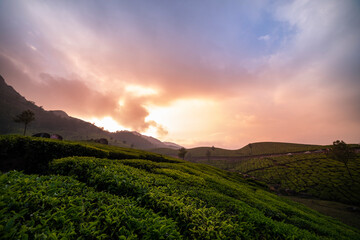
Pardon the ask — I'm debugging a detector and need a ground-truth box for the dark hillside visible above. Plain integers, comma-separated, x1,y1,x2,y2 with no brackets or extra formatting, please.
0,75,113,140
0,75,178,149
0,135,177,174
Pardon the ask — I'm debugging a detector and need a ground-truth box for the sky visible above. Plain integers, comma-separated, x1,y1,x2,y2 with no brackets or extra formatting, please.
0,0,359,149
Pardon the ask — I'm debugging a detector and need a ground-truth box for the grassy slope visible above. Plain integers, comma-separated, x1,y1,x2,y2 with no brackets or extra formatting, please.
151,142,323,158
1,135,360,239
284,196,360,230
231,153,360,205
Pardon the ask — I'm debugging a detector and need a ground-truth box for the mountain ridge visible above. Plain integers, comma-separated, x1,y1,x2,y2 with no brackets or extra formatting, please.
0,75,180,150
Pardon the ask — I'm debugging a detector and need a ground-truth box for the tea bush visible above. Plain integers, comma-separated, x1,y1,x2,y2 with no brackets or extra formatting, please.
2,136,360,239
0,171,181,239
235,154,360,205
50,156,360,239
0,135,181,174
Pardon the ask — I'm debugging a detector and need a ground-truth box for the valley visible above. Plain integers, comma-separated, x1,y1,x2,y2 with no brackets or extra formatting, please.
175,144,360,230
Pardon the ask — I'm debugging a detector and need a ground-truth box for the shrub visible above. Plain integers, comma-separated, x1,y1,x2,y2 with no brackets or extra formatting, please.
0,171,181,239
0,135,107,173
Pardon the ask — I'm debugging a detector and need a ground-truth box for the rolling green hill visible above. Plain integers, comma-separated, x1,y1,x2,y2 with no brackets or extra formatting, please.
151,142,323,159
1,135,360,239
231,153,360,205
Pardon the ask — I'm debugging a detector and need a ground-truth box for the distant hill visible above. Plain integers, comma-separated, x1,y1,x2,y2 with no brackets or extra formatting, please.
0,75,179,150
151,142,323,159
163,141,182,149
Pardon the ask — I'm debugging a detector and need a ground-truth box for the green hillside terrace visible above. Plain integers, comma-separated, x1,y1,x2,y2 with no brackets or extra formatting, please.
1,135,360,239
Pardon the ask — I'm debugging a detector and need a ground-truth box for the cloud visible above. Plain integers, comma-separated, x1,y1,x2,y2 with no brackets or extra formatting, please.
0,54,167,135
0,0,359,147
36,74,170,135
263,0,360,119
155,123,169,137
37,73,119,116
258,35,270,41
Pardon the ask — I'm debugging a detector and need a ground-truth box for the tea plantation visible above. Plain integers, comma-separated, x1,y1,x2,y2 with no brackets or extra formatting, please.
1,135,360,239
232,153,360,205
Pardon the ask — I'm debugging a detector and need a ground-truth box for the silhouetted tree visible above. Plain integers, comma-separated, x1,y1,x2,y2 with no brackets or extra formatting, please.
329,140,356,181
206,150,211,161
178,147,187,160
249,143,253,155
211,146,215,151
14,110,35,136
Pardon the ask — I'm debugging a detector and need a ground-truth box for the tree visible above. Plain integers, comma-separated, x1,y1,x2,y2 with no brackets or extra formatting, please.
206,150,211,161
14,110,35,136
329,140,356,181
178,147,187,160
211,146,215,151
249,143,253,155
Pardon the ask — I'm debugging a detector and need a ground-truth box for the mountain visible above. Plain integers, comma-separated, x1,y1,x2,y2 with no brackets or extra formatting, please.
163,141,183,149
0,75,178,149
49,110,70,118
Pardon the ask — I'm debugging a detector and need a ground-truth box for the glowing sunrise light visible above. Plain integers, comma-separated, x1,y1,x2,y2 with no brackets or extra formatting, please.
125,85,159,96
145,98,223,139
90,116,127,132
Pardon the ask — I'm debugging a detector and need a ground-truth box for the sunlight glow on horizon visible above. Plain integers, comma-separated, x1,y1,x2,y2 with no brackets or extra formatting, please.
88,116,128,132
143,98,233,147
125,85,159,97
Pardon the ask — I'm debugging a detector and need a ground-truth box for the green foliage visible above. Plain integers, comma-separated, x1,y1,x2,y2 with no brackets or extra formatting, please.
233,153,360,205
329,140,356,180
1,136,360,239
0,135,182,173
0,135,107,173
0,171,181,239
49,156,360,239
329,140,356,165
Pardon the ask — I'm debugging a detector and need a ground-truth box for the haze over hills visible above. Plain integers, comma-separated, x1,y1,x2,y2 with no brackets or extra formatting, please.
1,74,334,154
0,75,180,150
151,142,324,159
